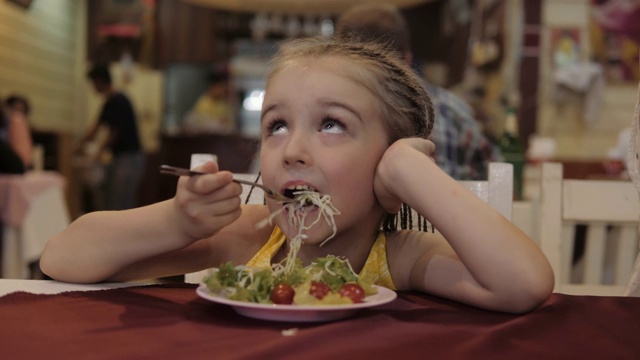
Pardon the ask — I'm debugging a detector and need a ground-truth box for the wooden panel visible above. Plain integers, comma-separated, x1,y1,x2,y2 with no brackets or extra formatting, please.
562,180,639,222
615,225,638,285
583,223,607,284
155,0,221,66
540,162,640,295
0,0,83,132
402,1,473,87
519,0,542,150
539,162,564,289
512,201,538,244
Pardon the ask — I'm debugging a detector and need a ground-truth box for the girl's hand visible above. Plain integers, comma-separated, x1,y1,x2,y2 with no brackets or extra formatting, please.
374,138,436,213
172,161,243,242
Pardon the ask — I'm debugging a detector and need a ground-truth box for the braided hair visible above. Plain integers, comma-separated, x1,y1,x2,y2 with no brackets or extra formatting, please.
264,36,436,232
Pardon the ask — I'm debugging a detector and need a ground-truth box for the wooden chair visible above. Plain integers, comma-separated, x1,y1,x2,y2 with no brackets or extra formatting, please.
185,162,515,284
406,162,513,232
512,200,539,245
538,162,640,296
456,162,514,221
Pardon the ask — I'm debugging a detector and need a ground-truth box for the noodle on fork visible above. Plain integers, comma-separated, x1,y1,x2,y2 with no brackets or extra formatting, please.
257,191,341,275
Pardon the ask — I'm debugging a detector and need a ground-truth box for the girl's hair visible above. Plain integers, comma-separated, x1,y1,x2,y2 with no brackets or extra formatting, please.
263,36,436,232
266,36,434,144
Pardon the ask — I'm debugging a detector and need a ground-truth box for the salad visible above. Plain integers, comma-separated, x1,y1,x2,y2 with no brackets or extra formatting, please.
203,255,377,305
204,188,376,306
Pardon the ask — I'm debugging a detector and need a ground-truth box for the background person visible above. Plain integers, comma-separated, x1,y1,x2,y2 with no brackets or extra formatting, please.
0,141,25,174
0,95,32,171
5,94,31,116
335,3,502,180
77,65,145,211
182,71,235,134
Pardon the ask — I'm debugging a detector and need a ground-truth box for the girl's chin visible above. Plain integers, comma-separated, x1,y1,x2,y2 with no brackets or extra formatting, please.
280,223,336,246
277,205,321,227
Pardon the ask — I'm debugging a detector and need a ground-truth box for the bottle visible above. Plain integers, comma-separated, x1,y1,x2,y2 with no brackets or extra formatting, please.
500,107,525,200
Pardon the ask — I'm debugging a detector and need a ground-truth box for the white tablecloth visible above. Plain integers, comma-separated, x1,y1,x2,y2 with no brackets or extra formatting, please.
0,171,70,278
0,279,143,297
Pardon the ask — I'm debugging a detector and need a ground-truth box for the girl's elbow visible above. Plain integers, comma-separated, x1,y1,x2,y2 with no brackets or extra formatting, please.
39,248,71,282
39,251,68,282
506,272,555,314
40,257,103,284
39,242,100,284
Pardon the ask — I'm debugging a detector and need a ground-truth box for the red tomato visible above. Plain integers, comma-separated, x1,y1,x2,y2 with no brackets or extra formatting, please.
271,283,295,304
339,283,366,303
309,281,332,299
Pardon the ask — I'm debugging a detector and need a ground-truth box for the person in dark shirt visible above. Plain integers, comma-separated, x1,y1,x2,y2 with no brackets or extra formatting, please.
0,135,25,174
0,100,29,174
78,65,145,210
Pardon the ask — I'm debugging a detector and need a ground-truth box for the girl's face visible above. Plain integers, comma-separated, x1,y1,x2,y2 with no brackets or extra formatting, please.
259,58,389,246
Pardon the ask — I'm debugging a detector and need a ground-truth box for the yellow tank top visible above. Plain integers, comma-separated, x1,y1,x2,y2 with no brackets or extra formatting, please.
246,226,396,290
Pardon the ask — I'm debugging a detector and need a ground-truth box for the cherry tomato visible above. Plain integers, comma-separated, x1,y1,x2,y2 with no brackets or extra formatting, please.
309,281,332,299
271,283,295,304
339,283,366,303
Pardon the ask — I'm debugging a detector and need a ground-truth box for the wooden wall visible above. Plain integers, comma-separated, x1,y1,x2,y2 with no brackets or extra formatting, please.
0,0,86,133
0,1,86,217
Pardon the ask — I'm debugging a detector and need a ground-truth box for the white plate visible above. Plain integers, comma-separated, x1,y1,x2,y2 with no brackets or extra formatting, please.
196,284,397,322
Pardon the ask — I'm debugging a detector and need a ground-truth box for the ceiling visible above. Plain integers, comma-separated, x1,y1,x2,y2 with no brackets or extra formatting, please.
181,0,435,14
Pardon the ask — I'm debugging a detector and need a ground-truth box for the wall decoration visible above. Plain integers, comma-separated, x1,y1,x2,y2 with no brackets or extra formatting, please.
590,0,640,83
550,28,581,69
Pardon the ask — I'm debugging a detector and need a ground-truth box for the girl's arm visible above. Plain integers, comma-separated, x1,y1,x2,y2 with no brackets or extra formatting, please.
377,138,554,313
40,162,244,283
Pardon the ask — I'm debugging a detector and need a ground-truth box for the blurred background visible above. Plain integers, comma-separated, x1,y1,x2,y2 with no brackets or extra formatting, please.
0,0,637,220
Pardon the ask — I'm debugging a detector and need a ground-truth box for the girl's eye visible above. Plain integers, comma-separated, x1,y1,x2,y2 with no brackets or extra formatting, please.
320,117,346,134
265,119,288,135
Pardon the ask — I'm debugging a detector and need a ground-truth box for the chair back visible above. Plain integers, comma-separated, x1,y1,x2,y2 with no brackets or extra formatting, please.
539,162,640,295
407,162,513,231
459,162,513,221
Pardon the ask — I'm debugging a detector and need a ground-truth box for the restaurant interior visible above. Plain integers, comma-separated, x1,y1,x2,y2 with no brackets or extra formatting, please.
0,0,638,214
3,1,640,357
1,0,640,288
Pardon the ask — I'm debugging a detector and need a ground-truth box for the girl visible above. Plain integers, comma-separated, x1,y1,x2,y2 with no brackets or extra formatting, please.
40,37,553,313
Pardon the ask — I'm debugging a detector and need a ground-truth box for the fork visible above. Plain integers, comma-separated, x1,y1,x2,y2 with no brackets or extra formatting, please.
159,165,290,202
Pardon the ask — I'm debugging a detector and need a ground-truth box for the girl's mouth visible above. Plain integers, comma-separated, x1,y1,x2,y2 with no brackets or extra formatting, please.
283,185,319,207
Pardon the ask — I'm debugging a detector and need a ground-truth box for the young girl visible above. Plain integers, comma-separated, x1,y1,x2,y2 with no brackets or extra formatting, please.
40,37,553,313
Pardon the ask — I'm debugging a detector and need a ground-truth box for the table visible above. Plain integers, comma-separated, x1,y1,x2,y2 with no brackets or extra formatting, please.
0,171,70,278
1,280,639,359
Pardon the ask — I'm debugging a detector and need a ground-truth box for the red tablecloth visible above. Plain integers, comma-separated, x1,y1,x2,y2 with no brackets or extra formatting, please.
1,283,639,359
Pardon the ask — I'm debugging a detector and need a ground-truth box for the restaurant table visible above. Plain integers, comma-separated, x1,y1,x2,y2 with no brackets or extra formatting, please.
1,280,640,359
0,171,70,278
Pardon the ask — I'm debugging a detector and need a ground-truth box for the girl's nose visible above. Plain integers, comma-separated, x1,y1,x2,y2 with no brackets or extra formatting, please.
283,130,313,167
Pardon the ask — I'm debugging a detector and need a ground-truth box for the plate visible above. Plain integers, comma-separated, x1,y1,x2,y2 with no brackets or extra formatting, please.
196,284,397,322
